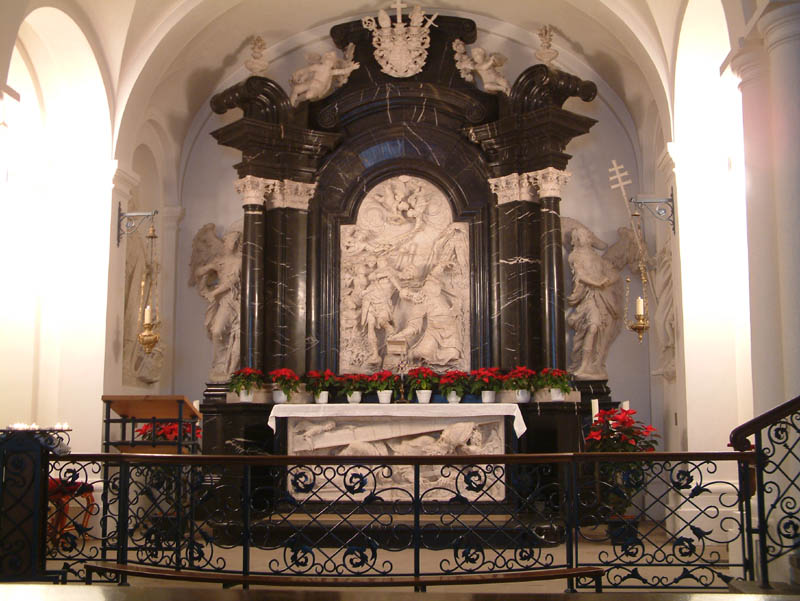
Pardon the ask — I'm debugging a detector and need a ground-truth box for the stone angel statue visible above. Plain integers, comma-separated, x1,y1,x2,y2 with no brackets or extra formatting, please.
452,40,511,95
189,224,242,383
289,43,359,106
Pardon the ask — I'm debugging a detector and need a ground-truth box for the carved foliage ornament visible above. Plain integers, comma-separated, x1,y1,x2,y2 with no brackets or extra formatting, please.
362,2,438,78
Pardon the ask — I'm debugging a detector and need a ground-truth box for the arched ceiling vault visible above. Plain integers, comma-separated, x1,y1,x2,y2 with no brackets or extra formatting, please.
7,1,684,185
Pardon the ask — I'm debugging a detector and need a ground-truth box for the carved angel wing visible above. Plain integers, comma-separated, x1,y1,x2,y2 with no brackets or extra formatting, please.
188,223,223,288
604,226,640,270
490,53,508,67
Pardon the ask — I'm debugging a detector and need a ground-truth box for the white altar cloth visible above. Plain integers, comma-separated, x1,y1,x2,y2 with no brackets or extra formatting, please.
267,403,526,438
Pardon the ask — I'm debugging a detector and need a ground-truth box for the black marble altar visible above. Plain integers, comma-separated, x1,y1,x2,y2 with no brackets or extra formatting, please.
208,13,598,401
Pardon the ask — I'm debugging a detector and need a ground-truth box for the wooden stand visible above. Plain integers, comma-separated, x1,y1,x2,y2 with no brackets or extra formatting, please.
101,395,201,454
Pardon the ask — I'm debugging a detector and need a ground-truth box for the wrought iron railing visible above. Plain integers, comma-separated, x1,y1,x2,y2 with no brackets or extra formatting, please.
730,394,800,587
8,450,755,590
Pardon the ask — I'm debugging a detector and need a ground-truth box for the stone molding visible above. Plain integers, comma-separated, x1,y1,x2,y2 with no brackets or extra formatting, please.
234,175,277,207
730,43,768,89
758,3,800,54
488,173,534,204
112,168,140,204
526,167,571,198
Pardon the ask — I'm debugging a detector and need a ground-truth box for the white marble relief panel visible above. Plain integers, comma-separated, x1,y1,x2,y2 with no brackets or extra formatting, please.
287,416,505,502
339,175,470,373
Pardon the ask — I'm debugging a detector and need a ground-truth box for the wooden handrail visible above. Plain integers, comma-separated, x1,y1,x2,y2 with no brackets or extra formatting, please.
729,394,800,451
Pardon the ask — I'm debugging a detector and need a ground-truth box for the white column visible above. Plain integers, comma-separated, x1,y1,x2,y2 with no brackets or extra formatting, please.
759,3,800,401
157,204,184,393
731,43,784,415
103,168,140,394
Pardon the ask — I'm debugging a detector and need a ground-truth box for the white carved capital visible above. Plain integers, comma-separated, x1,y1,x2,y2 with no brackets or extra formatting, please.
730,42,768,89
758,2,800,54
488,173,534,204
267,180,316,211
234,175,276,206
112,168,140,204
526,167,571,198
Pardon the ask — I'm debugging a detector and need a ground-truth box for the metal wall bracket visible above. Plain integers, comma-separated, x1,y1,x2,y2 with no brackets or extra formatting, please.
630,188,675,232
117,201,158,246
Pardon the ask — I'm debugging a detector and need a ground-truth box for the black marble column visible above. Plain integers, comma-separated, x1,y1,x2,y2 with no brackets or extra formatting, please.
492,196,542,369
540,195,566,370
240,202,266,369
264,205,308,374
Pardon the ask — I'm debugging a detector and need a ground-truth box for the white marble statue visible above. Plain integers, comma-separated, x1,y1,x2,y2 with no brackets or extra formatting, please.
362,4,437,78
244,36,270,76
562,219,639,381
452,39,511,95
289,43,359,106
339,175,470,373
189,224,242,383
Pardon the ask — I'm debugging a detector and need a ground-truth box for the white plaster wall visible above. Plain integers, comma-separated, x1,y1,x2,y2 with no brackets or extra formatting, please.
171,15,652,421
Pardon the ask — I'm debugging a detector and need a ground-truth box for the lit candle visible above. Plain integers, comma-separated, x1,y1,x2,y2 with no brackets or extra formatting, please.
635,296,644,316
591,398,599,420
144,305,153,325
63,422,69,429
621,400,630,411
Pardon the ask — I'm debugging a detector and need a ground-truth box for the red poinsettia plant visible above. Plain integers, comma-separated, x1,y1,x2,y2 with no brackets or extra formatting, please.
584,408,659,452
470,367,504,394
406,367,439,395
136,421,201,442
303,369,336,395
439,370,470,398
503,366,537,390
269,368,300,396
368,370,400,393
336,373,370,395
229,367,267,393
534,367,572,394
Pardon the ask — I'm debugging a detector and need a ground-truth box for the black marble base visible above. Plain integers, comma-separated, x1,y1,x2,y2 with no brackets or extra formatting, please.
572,380,613,404
202,382,229,405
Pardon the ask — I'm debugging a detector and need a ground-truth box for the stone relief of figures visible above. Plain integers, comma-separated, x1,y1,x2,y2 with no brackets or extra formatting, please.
650,240,676,380
452,39,511,95
562,218,639,381
289,43,359,106
289,417,504,501
189,223,242,383
339,175,469,373
122,196,162,386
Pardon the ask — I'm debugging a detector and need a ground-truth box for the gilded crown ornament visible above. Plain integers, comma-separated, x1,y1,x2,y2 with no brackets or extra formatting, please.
362,2,438,78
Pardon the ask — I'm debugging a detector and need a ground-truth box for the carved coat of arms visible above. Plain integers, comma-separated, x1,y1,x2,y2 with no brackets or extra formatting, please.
362,3,437,78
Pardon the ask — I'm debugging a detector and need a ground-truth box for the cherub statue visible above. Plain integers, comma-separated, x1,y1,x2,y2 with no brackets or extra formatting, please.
189,224,243,383
452,41,511,95
289,43,359,106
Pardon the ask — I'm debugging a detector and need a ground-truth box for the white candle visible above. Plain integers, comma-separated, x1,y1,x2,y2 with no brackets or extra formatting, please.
635,296,644,316
144,305,152,325
621,400,630,411
591,398,599,420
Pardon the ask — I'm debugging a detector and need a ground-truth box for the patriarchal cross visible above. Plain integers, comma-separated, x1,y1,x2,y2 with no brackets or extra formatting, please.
390,0,408,24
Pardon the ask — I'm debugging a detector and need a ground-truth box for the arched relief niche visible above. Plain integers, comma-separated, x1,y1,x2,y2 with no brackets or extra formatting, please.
339,175,470,373
308,148,493,373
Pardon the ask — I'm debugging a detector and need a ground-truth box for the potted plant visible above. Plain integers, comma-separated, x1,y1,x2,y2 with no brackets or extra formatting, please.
406,367,439,403
336,373,369,403
584,407,659,543
369,370,400,404
533,367,572,401
439,370,470,403
269,368,300,403
503,366,537,403
469,367,504,403
229,367,268,403
304,369,337,404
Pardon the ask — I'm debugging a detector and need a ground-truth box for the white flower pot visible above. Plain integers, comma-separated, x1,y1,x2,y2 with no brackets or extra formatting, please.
416,390,433,403
481,390,496,403
377,390,393,404
446,391,461,404
515,389,531,403
273,389,288,404
315,391,329,404
239,389,254,403
346,392,362,404
550,387,565,401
